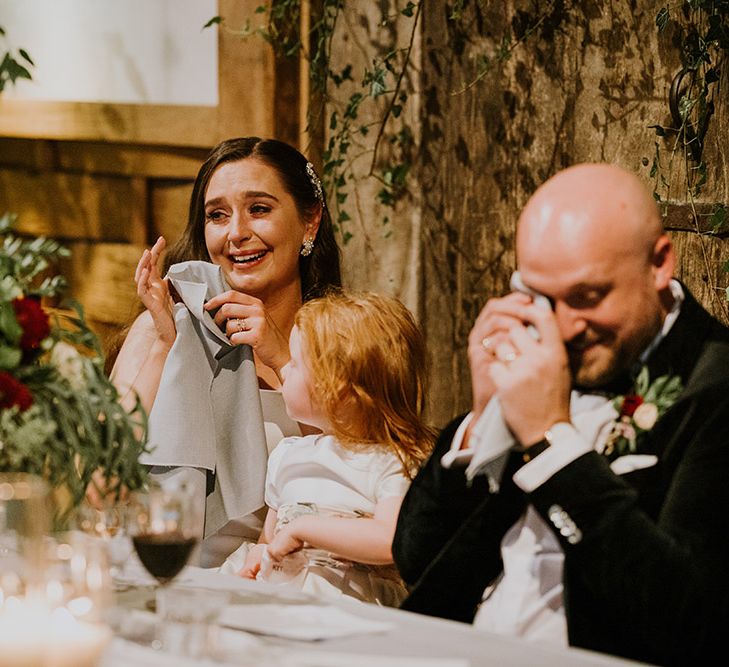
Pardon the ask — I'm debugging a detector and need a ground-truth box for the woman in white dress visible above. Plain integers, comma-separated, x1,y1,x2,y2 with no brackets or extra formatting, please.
222,291,435,605
109,137,341,566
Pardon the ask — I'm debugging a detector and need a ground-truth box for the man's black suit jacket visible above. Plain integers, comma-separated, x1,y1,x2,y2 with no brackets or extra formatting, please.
393,288,729,666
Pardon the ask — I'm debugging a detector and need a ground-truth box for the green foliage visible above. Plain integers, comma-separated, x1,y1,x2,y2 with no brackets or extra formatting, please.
648,3,729,302
0,214,150,524
0,25,34,93
453,1,564,94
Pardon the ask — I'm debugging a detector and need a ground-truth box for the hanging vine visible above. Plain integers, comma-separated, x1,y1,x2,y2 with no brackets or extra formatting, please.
207,1,421,244
647,1,729,303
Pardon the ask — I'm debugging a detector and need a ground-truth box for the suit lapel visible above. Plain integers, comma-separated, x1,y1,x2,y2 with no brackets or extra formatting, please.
627,289,729,461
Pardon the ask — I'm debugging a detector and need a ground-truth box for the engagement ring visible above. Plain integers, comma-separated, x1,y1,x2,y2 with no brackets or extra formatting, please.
497,349,518,363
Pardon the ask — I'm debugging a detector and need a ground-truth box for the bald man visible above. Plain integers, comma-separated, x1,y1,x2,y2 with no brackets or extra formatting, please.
393,164,729,665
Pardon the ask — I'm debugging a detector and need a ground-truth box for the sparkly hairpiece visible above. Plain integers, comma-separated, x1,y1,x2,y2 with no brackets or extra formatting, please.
305,161,324,202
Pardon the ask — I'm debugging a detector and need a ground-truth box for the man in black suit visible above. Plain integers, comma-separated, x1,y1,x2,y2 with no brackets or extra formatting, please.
393,164,729,666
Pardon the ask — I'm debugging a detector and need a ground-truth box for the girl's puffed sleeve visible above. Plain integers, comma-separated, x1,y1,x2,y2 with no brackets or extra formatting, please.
374,453,411,501
264,437,293,510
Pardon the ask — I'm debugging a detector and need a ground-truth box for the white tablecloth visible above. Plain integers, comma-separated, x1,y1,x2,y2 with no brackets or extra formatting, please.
103,566,649,667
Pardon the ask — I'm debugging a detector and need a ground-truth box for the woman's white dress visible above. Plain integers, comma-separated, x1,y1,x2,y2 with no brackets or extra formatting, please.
221,433,410,606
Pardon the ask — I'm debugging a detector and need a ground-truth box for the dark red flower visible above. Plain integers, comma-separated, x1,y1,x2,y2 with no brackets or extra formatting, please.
620,394,644,417
0,371,33,411
12,297,50,351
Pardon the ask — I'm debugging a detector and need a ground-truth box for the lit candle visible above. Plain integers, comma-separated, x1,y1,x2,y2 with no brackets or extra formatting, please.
46,608,111,667
0,598,110,667
0,597,50,667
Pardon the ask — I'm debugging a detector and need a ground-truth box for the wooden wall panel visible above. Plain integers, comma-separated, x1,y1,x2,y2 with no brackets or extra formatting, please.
61,243,145,327
150,181,194,245
0,168,141,242
56,142,207,179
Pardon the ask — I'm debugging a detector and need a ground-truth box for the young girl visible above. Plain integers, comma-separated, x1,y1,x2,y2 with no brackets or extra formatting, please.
220,290,434,606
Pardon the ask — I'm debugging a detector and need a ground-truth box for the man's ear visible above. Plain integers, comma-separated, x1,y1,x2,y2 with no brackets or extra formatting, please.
651,235,675,290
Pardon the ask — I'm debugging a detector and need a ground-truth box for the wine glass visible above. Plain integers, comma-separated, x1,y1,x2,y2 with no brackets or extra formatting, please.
0,473,49,599
128,484,200,588
73,498,133,590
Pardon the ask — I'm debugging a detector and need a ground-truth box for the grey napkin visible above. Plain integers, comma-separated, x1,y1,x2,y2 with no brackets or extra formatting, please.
142,261,268,538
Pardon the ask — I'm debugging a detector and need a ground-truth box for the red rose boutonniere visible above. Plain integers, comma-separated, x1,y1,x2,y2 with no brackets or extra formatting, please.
603,366,683,458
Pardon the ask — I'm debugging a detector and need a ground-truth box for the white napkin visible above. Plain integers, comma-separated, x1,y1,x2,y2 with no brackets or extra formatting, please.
461,392,617,491
218,604,393,641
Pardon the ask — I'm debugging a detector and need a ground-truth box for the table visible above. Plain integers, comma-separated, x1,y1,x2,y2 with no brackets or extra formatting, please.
102,566,649,667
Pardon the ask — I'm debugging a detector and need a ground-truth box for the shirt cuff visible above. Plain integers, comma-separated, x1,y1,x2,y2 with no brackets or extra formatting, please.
440,412,475,468
512,422,592,492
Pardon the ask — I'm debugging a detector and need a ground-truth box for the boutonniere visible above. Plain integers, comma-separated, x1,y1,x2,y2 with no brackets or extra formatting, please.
603,366,683,458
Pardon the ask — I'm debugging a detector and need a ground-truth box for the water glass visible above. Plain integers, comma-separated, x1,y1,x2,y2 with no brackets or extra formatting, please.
155,586,230,659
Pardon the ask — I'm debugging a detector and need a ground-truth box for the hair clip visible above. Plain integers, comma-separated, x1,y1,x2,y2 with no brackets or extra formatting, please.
305,162,324,202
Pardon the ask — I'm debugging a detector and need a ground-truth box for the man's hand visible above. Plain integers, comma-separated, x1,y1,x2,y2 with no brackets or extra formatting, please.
484,296,571,445
468,292,534,418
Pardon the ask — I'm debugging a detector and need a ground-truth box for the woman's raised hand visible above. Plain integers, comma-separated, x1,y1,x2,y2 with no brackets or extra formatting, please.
135,236,176,347
204,291,291,379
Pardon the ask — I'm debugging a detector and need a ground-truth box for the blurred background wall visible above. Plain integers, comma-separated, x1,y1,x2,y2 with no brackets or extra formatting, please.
1,1,727,427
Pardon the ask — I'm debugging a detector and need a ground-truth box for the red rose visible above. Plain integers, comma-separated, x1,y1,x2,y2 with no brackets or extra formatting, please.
12,297,50,351
0,371,33,411
620,394,644,417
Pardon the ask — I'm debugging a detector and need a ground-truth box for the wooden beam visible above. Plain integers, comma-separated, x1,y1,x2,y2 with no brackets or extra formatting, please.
0,99,218,148
0,168,142,242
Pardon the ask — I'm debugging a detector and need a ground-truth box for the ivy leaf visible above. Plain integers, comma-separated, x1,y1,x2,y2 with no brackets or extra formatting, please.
705,67,720,84
203,16,223,29
18,49,34,67
254,5,267,13
401,2,416,18
342,231,353,245
678,95,695,119
656,7,670,32
0,344,22,371
392,104,403,118
449,0,466,20
648,124,666,136
0,301,22,346
710,204,728,233
0,26,5,37
367,66,388,98
693,161,707,196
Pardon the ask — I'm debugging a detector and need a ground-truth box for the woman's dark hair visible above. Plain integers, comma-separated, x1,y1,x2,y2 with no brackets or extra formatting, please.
164,137,341,300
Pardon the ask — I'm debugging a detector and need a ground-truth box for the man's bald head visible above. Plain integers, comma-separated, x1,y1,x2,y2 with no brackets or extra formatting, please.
514,163,675,388
517,163,663,268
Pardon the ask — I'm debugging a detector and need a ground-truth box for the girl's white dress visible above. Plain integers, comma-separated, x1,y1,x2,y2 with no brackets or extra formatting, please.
220,433,410,606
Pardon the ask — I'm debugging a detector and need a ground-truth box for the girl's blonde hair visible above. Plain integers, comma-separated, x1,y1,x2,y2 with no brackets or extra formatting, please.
294,290,435,478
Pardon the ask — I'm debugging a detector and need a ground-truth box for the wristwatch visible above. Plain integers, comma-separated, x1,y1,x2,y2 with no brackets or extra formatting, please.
514,421,574,463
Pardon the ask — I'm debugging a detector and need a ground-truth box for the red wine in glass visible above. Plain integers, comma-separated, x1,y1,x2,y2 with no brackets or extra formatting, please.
132,533,198,585
128,484,201,588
